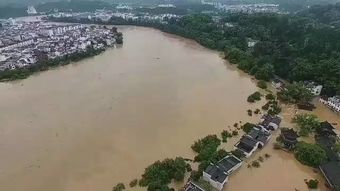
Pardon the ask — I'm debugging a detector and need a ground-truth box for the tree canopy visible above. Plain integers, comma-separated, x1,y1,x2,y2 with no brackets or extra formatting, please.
293,113,320,136
295,142,327,167
139,157,188,191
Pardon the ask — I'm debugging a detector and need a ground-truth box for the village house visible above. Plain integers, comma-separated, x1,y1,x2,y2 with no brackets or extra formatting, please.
317,121,338,138
203,155,242,190
203,164,228,190
320,162,340,190
319,96,340,113
280,128,299,150
259,114,282,131
328,96,340,113
247,127,272,147
235,135,260,158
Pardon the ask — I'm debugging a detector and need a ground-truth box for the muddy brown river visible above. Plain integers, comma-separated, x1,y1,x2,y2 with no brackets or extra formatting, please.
0,26,337,191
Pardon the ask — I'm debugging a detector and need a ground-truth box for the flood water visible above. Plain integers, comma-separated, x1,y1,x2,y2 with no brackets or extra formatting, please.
0,26,335,191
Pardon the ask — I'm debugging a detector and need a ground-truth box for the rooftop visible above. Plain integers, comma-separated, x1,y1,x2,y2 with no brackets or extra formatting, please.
204,165,228,183
235,135,258,153
217,155,242,173
281,128,299,141
318,121,337,137
248,127,271,144
320,161,340,190
261,114,282,126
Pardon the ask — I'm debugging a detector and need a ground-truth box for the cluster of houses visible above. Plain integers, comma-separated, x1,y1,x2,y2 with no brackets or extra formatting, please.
185,115,340,191
185,114,283,191
0,20,120,71
110,12,181,24
200,0,281,13
272,77,340,114
48,10,181,25
49,10,114,22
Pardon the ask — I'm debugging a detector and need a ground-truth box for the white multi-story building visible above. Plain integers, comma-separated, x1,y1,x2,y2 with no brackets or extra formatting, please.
328,96,340,112
320,96,340,113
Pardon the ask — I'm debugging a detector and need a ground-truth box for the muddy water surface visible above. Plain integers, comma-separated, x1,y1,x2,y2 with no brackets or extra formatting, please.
0,26,333,191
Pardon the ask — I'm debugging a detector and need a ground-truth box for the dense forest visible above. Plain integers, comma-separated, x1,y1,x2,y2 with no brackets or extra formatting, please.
106,13,340,96
298,3,340,27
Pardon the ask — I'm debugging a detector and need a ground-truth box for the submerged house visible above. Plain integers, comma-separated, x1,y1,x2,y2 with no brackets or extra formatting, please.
203,164,228,190
317,121,338,138
260,114,282,131
280,128,299,149
234,135,260,158
320,162,340,191
248,127,272,147
203,155,242,190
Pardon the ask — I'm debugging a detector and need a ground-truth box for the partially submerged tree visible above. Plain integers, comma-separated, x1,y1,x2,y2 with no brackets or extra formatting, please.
113,183,125,191
139,157,188,191
295,142,327,167
278,82,313,104
293,114,320,137
241,122,256,133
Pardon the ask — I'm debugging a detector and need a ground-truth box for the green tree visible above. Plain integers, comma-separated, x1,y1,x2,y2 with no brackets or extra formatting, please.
139,157,188,191
293,114,320,137
247,91,262,103
129,179,138,188
278,82,314,104
257,80,268,89
295,142,327,167
113,183,125,191
242,123,256,133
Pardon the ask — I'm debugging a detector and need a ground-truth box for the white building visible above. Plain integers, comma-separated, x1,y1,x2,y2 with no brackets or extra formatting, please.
304,81,323,96
260,114,282,131
328,96,340,113
319,96,340,113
